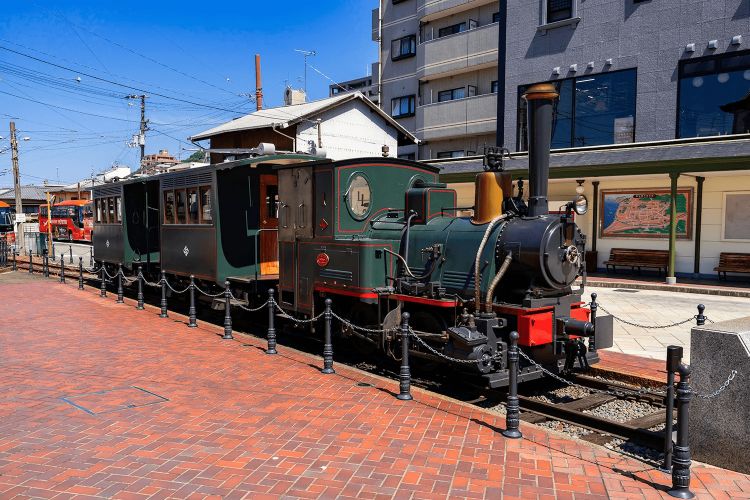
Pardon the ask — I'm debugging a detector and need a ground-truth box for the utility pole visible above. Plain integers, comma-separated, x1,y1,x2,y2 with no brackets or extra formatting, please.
10,121,24,253
127,94,148,166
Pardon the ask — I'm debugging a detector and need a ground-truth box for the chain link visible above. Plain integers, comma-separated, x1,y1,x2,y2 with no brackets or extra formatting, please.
693,370,737,399
227,291,270,312
194,283,225,298
597,303,698,329
163,279,191,294
273,300,326,323
138,273,162,288
329,310,393,334
407,328,480,365
516,349,668,397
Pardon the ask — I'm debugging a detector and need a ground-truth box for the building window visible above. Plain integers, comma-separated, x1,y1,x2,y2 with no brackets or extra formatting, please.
491,80,499,93
391,35,416,61
438,87,466,102
436,150,465,158
493,12,501,23
517,69,637,151
392,0,407,3
391,95,415,118
398,153,416,160
546,0,573,22
438,22,467,38
678,50,750,138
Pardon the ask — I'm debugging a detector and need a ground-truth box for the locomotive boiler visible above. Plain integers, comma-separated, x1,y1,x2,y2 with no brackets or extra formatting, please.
277,83,613,388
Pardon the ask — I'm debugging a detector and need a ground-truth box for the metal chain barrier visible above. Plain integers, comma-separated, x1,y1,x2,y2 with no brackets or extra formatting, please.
273,300,325,324
228,291,270,312
329,310,394,335
102,267,120,281
597,303,703,329
194,283,225,298
407,327,482,365
693,370,738,399
163,278,191,295
138,273,162,288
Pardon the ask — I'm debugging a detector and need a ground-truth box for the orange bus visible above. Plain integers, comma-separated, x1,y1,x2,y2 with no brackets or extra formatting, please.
0,201,12,235
39,200,94,242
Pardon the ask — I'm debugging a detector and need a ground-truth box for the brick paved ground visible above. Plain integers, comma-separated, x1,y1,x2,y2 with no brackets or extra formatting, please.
1,271,749,499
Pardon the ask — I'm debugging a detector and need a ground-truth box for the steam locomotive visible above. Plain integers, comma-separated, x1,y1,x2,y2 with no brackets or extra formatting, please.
93,83,612,388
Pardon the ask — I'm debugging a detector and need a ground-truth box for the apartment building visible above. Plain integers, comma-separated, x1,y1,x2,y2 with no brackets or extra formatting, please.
373,0,750,280
375,0,500,160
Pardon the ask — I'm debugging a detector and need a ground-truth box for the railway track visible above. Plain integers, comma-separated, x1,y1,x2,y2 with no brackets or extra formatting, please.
6,260,672,462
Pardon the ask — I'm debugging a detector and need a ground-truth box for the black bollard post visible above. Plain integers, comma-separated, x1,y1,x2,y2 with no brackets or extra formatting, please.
668,364,695,499
78,257,84,290
136,265,144,310
59,253,65,283
89,248,93,268
116,264,124,303
397,312,413,401
589,292,598,352
266,288,277,354
188,275,197,328
503,331,523,439
695,304,705,326
51,241,56,261
12,249,17,271
159,270,168,318
28,252,33,274
662,345,683,472
43,253,48,278
321,298,335,374
100,266,107,297
69,245,73,264
222,280,233,339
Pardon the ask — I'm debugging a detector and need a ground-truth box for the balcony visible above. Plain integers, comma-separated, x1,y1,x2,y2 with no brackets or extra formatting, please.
416,22,498,81
416,93,497,141
417,0,497,22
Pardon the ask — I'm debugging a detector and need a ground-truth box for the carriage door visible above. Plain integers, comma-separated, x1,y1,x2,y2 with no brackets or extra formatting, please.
259,174,279,276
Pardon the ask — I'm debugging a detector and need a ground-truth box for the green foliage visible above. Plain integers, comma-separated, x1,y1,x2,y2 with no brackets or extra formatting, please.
182,150,206,163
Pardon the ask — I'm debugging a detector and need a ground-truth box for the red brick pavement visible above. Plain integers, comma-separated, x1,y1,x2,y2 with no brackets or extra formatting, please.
1,273,749,499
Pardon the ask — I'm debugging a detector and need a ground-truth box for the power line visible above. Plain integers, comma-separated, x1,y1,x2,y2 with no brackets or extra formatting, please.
0,89,139,122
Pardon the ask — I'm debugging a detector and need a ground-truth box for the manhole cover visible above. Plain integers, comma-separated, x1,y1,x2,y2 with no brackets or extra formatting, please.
62,386,168,415
356,382,374,387
613,289,639,293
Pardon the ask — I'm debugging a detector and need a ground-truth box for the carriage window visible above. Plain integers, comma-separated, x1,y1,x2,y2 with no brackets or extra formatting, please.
176,189,187,224
187,188,199,224
266,184,279,219
164,191,175,224
84,204,93,219
115,197,122,223
40,206,48,218
107,197,116,224
347,173,371,219
200,186,212,222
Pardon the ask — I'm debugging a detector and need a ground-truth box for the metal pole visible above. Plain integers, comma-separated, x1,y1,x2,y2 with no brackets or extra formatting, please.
589,292,598,353
695,304,705,326
136,265,144,310
503,331,523,439
78,256,84,290
693,177,704,277
89,247,93,267
222,280,233,339
59,253,65,283
662,345,683,472
28,251,32,274
116,264,124,303
667,172,680,284
43,252,48,278
12,249,16,271
322,298,334,374
10,121,24,255
51,240,56,261
188,275,197,328
266,288,277,354
100,266,107,297
159,270,168,318
69,245,73,264
396,312,413,401
668,364,695,499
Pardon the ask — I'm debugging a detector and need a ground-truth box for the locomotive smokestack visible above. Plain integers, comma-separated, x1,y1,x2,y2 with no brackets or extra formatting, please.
523,83,558,217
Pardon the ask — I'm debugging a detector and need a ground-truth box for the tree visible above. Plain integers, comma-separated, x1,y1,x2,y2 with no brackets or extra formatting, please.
182,150,206,163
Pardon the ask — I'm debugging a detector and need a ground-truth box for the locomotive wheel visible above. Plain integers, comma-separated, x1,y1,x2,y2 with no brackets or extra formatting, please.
342,302,380,355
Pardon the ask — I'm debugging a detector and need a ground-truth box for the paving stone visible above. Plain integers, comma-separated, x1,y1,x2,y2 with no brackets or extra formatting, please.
0,272,748,498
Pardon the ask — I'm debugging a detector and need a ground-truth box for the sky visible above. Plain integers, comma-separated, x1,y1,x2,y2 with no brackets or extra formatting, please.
0,0,378,187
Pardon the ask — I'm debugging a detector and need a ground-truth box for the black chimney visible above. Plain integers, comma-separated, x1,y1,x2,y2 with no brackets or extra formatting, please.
523,83,558,217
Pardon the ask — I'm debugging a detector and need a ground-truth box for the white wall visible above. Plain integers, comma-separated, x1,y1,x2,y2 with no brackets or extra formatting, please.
295,99,399,160
450,172,750,277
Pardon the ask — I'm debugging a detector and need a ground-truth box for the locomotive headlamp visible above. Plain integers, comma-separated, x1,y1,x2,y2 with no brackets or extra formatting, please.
573,194,588,215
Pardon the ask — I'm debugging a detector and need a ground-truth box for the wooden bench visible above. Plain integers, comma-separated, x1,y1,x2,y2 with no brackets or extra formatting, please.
714,252,750,280
603,248,669,275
